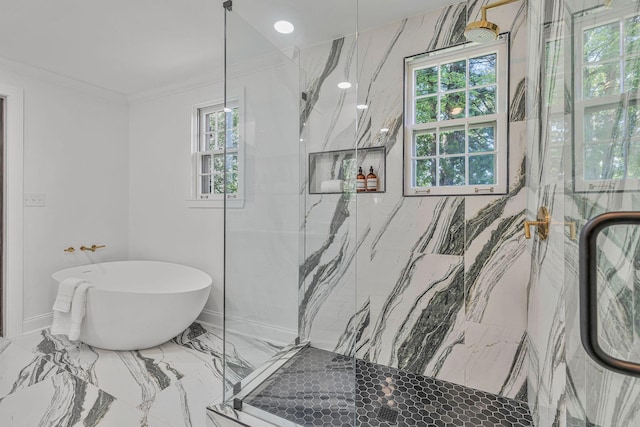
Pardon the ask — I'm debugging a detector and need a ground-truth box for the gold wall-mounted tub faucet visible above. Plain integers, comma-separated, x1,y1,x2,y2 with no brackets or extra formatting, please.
80,244,106,252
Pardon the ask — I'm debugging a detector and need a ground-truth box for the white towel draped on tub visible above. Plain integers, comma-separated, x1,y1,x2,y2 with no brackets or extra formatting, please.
52,278,87,312
51,280,92,341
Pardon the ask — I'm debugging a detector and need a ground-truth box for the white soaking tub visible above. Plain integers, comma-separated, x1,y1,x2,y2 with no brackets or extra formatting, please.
52,261,212,351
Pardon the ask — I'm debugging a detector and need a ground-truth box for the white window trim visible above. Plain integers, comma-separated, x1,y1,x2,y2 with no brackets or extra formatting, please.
403,37,509,196
574,7,640,192
188,90,245,209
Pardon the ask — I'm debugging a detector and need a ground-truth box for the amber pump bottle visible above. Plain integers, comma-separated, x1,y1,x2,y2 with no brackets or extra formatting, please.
357,167,366,192
366,166,378,192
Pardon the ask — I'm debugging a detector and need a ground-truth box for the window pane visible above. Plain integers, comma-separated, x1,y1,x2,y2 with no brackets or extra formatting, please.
217,111,226,148
547,115,566,145
545,75,564,107
584,22,620,63
469,86,496,116
625,57,640,91
213,154,224,172
201,154,213,174
206,113,216,133
440,91,466,120
625,15,640,54
229,108,240,148
226,154,238,173
206,134,216,151
584,142,625,180
415,133,436,157
628,104,640,137
439,129,465,155
629,141,640,178
545,40,564,75
469,154,495,185
584,62,621,98
213,174,225,194
584,105,623,141
226,172,239,194
469,125,495,152
415,159,436,187
438,157,465,186
469,54,497,86
229,127,239,148
416,96,437,123
415,66,438,96
201,175,212,195
440,60,466,91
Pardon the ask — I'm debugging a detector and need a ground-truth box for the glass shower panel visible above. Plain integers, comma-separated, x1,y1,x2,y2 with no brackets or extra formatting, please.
222,1,358,425
223,7,302,400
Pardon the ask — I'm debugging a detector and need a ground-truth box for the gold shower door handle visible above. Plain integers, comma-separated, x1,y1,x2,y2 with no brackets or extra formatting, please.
524,207,550,240
524,208,577,241
563,222,577,241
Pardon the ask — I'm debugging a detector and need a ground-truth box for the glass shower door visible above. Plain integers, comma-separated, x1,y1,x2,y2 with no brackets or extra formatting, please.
530,0,640,426
529,0,640,426
566,2,640,427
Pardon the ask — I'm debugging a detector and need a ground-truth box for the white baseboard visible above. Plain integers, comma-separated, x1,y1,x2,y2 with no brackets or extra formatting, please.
197,309,223,328
23,312,53,334
198,309,297,346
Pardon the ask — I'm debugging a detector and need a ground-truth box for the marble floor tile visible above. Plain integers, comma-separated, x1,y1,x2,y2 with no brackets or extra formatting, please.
0,369,173,427
0,322,283,427
183,324,284,387
0,337,61,400
149,370,223,427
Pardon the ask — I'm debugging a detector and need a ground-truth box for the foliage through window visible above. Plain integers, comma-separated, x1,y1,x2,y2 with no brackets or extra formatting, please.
195,102,241,200
574,9,640,192
404,37,509,196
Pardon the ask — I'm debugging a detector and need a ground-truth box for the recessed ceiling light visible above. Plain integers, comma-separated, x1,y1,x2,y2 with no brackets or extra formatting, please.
356,104,368,110
274,20,294,34
337,81,352,89
380,128,389,133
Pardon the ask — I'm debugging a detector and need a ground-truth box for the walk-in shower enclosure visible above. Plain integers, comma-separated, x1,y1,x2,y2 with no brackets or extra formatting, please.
215,0,640,426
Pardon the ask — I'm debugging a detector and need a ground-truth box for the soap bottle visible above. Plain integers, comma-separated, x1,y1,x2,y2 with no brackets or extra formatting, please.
357,167,366,192
366,166,378,192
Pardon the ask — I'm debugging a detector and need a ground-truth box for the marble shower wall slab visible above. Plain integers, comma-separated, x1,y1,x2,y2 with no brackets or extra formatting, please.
298,0,529,402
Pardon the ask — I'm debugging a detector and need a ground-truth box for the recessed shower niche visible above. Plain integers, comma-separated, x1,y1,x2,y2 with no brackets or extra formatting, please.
308,146,386,194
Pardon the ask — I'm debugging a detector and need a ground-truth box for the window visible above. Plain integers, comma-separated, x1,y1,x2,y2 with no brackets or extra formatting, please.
191,99,243,206
404,37,509,196
574,9,640,192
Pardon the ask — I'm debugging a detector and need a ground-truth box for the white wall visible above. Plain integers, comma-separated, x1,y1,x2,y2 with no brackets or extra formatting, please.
128,54,301,344
0,61,130,333
128,83,225,320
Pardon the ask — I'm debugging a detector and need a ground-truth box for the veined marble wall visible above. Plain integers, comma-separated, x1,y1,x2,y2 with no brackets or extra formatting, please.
298,1,529,401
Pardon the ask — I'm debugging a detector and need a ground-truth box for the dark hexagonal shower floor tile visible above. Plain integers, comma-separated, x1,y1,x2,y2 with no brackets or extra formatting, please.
243,347,533,426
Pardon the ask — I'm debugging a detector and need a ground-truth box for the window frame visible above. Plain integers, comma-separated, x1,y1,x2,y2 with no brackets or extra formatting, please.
403,36,510,197
573,7,640,193
189,93,245,208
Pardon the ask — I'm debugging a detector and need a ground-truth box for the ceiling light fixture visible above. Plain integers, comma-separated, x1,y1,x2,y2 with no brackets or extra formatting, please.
338,82,352,89
274,20,295,34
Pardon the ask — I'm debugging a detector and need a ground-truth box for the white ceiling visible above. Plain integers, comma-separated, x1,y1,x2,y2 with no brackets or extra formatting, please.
0,0,462,96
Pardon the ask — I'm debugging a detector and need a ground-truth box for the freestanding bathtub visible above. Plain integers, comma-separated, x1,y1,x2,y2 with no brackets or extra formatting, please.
52,261,212,351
